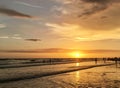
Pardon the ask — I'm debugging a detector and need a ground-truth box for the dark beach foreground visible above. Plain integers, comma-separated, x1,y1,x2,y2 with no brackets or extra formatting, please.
0,59,119,88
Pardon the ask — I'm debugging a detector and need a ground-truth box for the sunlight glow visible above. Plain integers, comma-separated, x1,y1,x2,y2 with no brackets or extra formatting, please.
70,51,85,58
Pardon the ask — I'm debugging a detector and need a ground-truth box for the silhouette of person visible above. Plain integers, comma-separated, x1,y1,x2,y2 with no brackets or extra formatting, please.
114,57,118,67
95,58,97,64
103,58,106,63
119,58,120,65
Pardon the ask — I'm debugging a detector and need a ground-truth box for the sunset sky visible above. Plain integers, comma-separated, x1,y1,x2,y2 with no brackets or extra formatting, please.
0,0,120,58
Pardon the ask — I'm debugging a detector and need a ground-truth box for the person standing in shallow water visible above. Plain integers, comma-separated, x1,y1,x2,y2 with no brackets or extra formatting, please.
119,58,120,65
95,58,97,64
114,57,118,67
103,58,106,63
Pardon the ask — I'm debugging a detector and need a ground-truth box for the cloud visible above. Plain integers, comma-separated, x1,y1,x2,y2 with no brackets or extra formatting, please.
55,0,73,4
75,38,120,43
71,0,120,17
58,0,120,30
0,34,41,42
78,0,120,17
82,0,110,3
82,0,119,4
46,22,120,42
0,48,120,54
0,7,34,18
11,37,22,40
0,24,6,28
15,1,43,9
52,6,69,15
78,5,108,17
0,36,9,39
0,36,22,39
24,39,41,42
82,49,120,54
0,48,69,53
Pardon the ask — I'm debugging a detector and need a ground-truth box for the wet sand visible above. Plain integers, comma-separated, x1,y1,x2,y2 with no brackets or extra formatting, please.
1,65,119,88
0,61,120,88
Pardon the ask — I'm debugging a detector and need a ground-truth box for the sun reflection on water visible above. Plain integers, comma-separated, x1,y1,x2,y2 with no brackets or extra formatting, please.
76,62,80,66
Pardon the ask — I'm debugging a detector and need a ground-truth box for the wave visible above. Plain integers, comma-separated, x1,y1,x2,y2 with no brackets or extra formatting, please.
0,62,72,69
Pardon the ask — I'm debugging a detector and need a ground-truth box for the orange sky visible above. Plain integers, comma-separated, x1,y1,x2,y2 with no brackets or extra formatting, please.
0,0,120,58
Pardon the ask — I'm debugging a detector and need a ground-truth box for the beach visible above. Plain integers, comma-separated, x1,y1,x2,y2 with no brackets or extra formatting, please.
0,59,119,88
0,0,120,87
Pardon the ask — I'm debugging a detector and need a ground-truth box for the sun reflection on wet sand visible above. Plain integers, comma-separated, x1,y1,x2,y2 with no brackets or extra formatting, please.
75,71,81,88
75,63,81,83
76,71,80,79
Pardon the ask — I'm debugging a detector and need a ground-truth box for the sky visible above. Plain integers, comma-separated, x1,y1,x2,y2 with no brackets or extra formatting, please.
0,0,120,58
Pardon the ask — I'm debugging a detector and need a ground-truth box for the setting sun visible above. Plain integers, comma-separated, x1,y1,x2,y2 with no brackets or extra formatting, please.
70,51,85,58
74,52,81,58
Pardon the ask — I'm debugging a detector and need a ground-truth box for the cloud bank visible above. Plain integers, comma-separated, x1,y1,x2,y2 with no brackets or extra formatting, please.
0,48,120,54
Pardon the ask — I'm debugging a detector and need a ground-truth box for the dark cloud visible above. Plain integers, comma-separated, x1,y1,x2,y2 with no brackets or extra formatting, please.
62,0,120,30
76,0,120,18
0,48,70,53
78,5,108,17
0,7,34,18
0,48,120,53
82,0,111,4
78,0,115,17
24,39,41,42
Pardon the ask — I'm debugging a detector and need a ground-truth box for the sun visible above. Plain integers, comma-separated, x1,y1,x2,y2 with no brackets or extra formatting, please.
70,51,84,58
74,52,81,58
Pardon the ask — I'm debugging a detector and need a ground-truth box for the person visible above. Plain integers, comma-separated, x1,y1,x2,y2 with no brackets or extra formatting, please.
114,57,118,67
119,58,120,65
103,58,106,63
95,58,97,64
